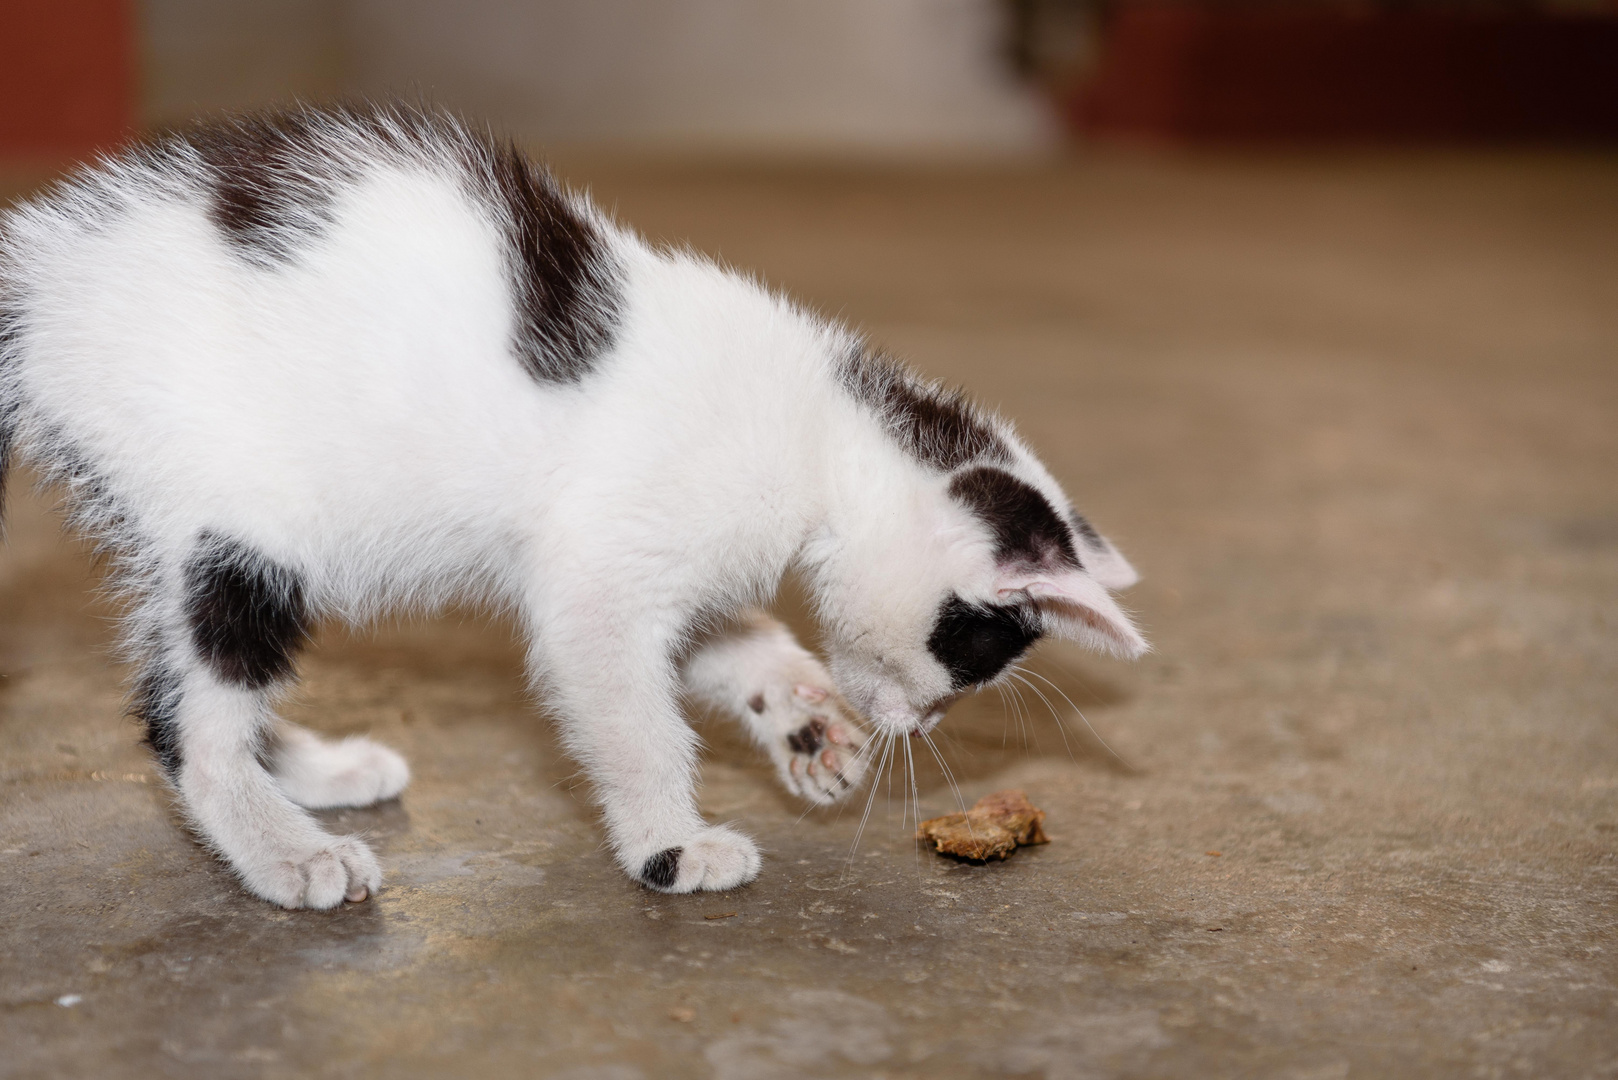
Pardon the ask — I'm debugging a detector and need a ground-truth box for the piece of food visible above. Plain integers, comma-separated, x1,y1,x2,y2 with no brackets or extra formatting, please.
916,789,1050,861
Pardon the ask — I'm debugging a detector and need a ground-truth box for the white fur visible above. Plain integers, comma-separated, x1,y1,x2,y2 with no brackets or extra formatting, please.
684,611,869,803
0,113,1144,907
267,724,411,810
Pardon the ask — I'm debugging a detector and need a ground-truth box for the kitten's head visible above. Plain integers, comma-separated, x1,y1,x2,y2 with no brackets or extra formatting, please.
814,349,1147,736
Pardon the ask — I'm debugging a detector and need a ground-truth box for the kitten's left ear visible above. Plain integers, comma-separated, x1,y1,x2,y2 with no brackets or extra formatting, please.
1080,541,1140,592
997,569,1149,659
1066,515,1139,591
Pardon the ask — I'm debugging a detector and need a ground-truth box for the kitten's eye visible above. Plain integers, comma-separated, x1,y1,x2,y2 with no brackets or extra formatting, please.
926,594,1041,689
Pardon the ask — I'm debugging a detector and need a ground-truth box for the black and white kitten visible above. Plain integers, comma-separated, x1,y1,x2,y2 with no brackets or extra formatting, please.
0,103,1146,908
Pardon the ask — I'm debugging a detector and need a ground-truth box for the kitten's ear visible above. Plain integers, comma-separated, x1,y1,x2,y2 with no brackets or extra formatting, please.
997,569,1149,659
1067,515,1140,591
1079,541,1139,592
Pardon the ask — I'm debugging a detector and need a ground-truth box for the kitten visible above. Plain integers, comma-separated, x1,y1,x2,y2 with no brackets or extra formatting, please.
0,103,1146,909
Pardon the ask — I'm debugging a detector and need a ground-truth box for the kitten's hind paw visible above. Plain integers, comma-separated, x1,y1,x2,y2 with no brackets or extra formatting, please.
637,825,761,893
774,685,869,805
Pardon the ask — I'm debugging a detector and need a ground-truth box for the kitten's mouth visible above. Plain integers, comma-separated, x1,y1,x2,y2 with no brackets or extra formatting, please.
909,694,962,737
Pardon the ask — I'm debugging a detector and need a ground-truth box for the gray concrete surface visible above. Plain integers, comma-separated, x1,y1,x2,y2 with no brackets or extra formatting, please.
3,152,1616,1078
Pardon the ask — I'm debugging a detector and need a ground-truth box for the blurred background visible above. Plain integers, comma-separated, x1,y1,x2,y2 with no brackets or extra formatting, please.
4,0,1618,162
4,4,1618,1077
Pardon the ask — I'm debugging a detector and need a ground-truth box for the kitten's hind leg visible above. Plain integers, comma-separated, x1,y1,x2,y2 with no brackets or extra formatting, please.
132,537,381,909
682,610,870,805
266,723,410,810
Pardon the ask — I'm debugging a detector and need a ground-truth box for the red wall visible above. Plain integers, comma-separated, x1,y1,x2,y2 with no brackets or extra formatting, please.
0,0,135,159
1075,5,1618,144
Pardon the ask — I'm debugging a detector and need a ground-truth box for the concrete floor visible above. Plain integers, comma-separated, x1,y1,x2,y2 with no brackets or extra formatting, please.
3,151,1616,1079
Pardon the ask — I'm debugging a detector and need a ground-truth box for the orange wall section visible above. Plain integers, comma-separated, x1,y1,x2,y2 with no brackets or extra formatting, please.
0,0,135,160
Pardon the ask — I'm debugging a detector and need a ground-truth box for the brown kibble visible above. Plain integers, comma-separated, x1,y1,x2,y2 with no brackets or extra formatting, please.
669,1007,696,1022
916,789,1049,862
1206,851,1222,857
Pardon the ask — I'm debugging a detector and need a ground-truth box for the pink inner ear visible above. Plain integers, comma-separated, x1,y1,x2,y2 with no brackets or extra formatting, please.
997,569,1149,658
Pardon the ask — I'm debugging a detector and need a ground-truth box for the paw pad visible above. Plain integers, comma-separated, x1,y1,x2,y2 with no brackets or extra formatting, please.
787,717,827,755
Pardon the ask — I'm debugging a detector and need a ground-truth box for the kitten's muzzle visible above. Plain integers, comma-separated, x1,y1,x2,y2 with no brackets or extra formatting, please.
909,693,963,737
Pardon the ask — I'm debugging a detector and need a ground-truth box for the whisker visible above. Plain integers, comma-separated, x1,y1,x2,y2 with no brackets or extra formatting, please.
1009,669,1070,761
919,728,979,847
993,683,1011,748
1018,664,1136,771
1004,672,1041,752
919,729,967,815
886,726,898,822
844,731,894,869
933,721,972,761
1001,676,1028,749
903,732,923,876
796,728,882,826
1029,652,1110,712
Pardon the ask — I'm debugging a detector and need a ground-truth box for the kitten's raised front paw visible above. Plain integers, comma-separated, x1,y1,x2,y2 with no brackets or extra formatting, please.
637,825,761,893
237,834,382,910
269,727,411,810
768,684,869,805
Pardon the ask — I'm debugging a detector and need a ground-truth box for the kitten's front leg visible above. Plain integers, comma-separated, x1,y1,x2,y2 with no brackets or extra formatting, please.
683,610,870,805
539,619,761,893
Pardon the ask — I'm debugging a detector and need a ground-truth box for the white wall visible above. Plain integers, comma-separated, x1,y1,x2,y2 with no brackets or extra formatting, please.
143,0,1058,154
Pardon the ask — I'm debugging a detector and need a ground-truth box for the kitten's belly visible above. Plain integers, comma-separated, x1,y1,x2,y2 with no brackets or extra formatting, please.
18,166,566,571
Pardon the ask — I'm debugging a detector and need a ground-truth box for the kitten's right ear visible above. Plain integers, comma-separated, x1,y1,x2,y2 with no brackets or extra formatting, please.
997,568,1149,659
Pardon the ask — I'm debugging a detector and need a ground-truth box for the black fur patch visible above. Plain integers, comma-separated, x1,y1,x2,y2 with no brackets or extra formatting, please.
837,345,1011,470
0,414,10,529
478,138,622,384
131,664,185,775
949,466,1081,571
0,405,12,535
641,848,682,890
189,110,343,266
927,594,1042,689
1068,508,1104,548
34,434,128,547
0,290,19,530
184,533,311,689
182,101,621,382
